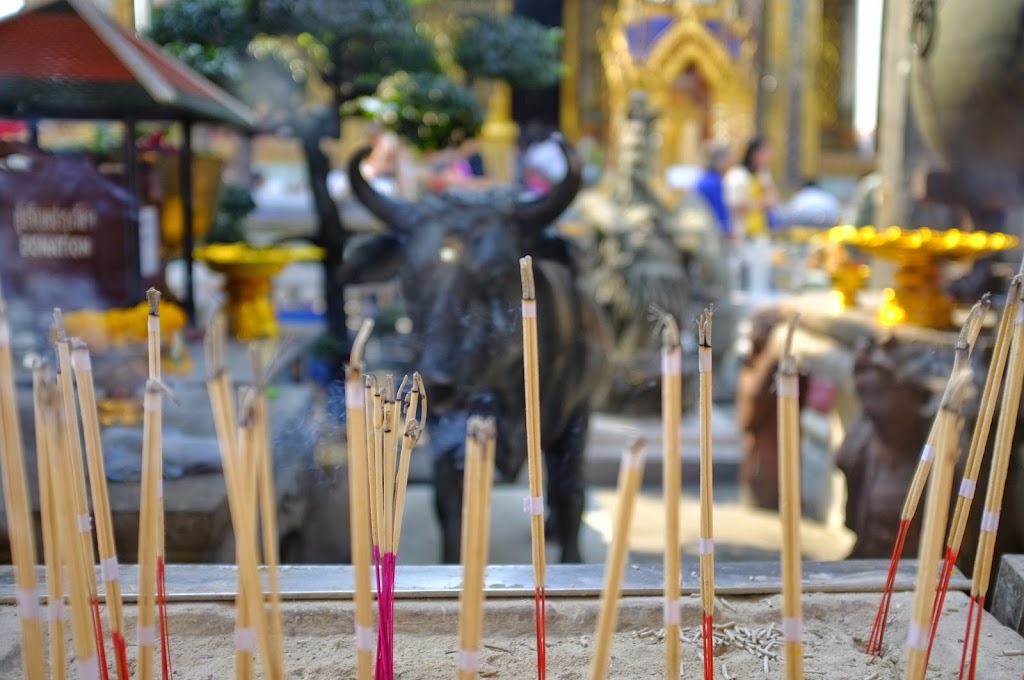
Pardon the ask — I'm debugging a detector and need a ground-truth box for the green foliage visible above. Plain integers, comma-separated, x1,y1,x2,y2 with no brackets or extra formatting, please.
348,71,483,151
203,184,257,244
148,0,255,50
454,14,564,90
159,43,244,91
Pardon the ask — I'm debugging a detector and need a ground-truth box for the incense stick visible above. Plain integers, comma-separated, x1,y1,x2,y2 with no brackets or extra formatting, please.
589,440,647,680
928,286,1018,658
904,371,973,680
660,313,682,680
777,315,803,680
72,339,130,680
250,345,286,680
959,282,1024,680
520,256,548,680
31,360,65,680
137,379,164,680
43,380,101,680
146,289,174,680
0,285,45,680
866,298,987,656
697,310,716,680
52,309,108,680
346,320,376,680
456,417,497,680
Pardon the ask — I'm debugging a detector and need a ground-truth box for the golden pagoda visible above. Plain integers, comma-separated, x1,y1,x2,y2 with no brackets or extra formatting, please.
596,0,757,172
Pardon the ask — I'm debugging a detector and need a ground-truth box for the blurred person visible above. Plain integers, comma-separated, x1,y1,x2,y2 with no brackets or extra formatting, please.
779,178,841,228
694,141,733,237
522,126,568,197
429,140,491,191
725,136,778,300
360,123,400,195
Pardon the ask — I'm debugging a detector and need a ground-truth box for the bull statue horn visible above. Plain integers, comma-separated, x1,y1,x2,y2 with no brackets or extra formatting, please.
515,138,583,231
348,146,411,231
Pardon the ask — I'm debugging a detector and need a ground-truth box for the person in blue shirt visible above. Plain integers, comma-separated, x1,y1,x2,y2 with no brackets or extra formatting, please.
694,141,733,239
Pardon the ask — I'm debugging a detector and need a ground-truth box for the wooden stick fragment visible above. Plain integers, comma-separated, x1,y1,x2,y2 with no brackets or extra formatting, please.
346,320,375,680
0,285,45,680
697,310,716,680
72,339,130,680
520,256,548,680
589,440,647,680
777,315,803,680
456,417,497,680
960,283,1024,680
52,309,108,679
136,379,164,680
929,285,1018,656
904,371,974,680
146,289,173,680
32,361,66,680
43,382,101,680
867,297,987,656
660,313,683,680
250,345,286,680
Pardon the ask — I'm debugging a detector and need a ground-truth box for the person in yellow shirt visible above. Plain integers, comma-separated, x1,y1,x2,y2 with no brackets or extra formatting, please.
724,136,778,300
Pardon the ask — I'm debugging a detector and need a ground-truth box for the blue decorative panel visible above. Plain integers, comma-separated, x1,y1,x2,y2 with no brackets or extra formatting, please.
625,17,675,60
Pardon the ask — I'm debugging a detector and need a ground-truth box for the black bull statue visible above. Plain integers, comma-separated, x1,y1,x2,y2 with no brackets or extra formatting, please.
341,142,612,563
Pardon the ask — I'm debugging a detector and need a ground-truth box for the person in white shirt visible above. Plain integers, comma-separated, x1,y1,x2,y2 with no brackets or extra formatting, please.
724,136,778,300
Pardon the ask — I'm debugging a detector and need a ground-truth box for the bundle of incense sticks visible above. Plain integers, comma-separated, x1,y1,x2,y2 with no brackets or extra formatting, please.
903,370,974,680
205,314,284,680
456,417,497,680
866,298,988,656
590,440,647,680
0,285,46,680
777,316,804,680
364,367,425,680
39,374,102,680
659,313,683,680
696,310,716,680
31,360,66,680
928,282,1021,658
345,320,376,680
519,256,548,680
960,280,1024,680
52,309,109,678
72,337,130,680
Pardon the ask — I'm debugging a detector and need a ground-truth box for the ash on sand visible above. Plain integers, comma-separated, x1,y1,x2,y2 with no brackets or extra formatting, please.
3,592,1022,679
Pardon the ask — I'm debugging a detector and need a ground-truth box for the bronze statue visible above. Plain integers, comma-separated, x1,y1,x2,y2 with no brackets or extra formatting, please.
835,333,944,558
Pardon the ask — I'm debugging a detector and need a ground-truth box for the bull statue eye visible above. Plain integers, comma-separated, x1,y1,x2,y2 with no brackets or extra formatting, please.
438,238,463,264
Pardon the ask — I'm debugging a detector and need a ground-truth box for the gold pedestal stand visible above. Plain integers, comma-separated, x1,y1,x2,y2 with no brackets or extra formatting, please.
194,243,324,341
826,226,1018,329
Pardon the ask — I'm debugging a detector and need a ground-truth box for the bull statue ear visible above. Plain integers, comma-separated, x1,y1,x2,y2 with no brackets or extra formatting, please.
338,232,405,286
348,146,412,233
515,138,583,240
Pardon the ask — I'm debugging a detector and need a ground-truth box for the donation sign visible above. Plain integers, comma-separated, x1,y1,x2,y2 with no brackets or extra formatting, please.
0,143,139,310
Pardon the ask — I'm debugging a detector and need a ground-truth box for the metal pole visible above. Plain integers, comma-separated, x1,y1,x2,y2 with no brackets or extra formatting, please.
180,120,196,325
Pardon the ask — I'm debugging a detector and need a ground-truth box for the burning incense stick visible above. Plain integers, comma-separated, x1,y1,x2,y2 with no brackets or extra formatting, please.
72,339,130,680
590,440,647,680
43,381,101,680
146,289,173,680
696,310,716,680
904,371,973,680
52,309,108,679
928,285,1019,657
660,313,683,680
346,320,376,680
866,298,987,656
0,285,45,680
456,417,497,680
137,379,164,680
520,255,548,680
250,345,286,680
31,360,65,680
959,282,1024,680
777,316,804,680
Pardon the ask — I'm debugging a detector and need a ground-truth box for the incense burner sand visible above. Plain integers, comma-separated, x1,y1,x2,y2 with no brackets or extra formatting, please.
1,562,1022,679
1,589,1021,679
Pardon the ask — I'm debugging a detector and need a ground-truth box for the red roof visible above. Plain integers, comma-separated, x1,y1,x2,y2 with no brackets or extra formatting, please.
0,0,256,128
